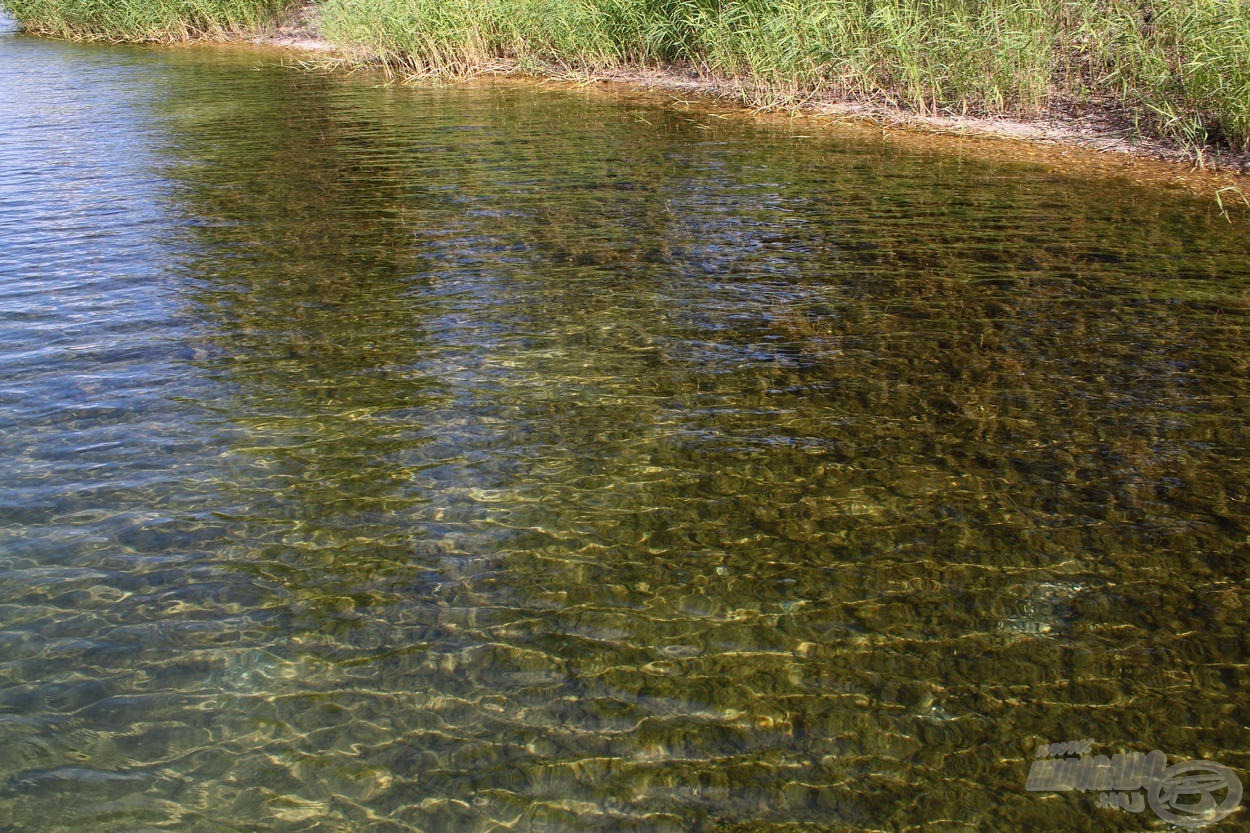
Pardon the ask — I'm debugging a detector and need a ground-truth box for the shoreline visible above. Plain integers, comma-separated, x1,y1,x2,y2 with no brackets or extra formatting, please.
529,65,1250,175
34,5,1250,201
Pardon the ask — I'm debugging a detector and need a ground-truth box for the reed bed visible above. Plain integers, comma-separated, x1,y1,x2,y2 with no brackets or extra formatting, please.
5,0,289,41
6,0,1249,149
316,0,1250,150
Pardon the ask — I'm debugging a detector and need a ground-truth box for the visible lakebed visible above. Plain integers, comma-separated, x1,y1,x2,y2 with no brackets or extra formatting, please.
1,14,1249,833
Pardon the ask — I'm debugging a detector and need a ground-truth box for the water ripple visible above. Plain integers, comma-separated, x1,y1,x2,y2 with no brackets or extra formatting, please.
0,32,1248,833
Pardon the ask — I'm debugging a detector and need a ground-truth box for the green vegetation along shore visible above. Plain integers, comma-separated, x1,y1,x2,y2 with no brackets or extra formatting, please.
5,0,1250,153
5,0,286,42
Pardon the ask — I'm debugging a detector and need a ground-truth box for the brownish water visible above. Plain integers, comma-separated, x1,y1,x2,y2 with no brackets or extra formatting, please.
1,21,1249,833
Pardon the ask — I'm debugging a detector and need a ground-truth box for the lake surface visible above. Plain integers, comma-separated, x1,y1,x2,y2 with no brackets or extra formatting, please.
1,14,1249,833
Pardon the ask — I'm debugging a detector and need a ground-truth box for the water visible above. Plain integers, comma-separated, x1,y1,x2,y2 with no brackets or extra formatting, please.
1,21,1249,833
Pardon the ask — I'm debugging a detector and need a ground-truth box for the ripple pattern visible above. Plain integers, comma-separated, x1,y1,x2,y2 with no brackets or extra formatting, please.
1,33,1249,833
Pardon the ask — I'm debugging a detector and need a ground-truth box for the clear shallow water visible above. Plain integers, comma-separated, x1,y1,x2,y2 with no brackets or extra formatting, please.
1,24,1249,833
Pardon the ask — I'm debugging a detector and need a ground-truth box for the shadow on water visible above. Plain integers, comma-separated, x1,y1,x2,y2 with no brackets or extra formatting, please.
0,39,1248,832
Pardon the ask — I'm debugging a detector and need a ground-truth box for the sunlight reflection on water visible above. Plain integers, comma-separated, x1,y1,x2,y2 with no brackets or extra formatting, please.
0,32,1248,833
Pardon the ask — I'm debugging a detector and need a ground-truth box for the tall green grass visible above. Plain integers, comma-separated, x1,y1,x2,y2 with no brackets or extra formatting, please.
317,0,1250,150
7,0,1249,149
5,0,289,41
1078,1,1250,149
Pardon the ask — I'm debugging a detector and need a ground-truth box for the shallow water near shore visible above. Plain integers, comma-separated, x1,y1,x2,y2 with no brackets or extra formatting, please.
2,17,1250,833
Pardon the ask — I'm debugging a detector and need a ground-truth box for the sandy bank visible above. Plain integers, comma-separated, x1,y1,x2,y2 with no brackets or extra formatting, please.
231,7,1249,206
